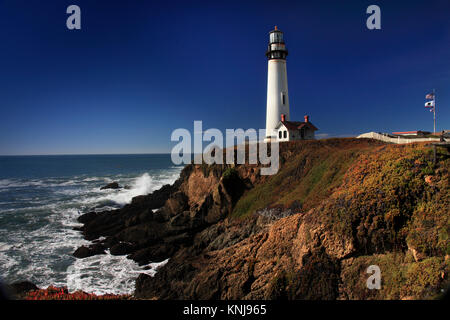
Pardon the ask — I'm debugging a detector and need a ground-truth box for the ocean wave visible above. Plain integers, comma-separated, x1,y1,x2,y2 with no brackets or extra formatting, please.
81,177,102,182
103,173,155,205
0,242,13,251
79,172,176,206
0,203,58,215
0,179,46,189
66,253,168,295
0,178,81,189
54,188,90,197
0,251,18,270
0,166,182,294
0,219,91,288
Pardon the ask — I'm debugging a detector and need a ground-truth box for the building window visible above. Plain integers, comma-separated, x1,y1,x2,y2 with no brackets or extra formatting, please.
279,131,282,139
283,131,287,138
281,92,286,105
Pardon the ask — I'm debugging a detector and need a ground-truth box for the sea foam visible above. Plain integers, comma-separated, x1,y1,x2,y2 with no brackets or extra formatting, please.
0,165,182,295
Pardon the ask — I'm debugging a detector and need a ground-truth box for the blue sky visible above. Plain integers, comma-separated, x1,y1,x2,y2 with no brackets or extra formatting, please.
0,0,449,155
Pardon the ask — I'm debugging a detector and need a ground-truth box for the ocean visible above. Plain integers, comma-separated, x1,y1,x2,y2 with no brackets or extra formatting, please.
0,154,183,295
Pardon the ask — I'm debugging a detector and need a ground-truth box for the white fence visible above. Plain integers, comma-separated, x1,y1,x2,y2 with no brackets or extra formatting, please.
357,132,441,144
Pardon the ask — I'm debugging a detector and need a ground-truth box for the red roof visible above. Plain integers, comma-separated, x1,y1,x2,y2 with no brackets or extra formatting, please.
279,120,318,131
392,131,430,135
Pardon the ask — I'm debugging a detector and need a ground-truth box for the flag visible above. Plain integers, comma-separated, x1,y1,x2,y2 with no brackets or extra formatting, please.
425,100,434,113
426,93,435,100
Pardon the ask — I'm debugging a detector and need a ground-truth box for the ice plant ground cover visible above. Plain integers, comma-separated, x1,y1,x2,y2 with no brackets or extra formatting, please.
24,286,131,300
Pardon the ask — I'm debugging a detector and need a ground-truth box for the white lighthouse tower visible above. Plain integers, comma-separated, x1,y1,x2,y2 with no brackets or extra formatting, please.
265,26,290,141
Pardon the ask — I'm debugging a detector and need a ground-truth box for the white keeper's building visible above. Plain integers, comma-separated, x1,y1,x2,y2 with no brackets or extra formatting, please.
275,114,318,141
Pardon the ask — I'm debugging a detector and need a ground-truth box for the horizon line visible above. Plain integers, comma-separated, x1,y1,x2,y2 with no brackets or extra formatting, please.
0,152,174,157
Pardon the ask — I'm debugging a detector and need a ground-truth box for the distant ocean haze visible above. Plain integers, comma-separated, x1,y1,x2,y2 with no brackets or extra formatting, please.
0,154,183,295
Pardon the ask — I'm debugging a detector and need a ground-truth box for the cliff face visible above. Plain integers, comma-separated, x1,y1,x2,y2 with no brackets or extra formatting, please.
76,163,247,264
76,138,449,300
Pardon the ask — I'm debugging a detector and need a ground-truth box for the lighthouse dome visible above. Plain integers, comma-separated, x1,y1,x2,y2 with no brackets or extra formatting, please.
269,26,284,43
266,26,288,60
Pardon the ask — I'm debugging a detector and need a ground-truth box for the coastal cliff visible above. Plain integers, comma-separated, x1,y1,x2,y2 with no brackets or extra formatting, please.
75,138,450,300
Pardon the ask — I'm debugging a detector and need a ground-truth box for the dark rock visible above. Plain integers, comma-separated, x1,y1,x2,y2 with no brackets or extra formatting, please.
91,243,107,254
72,163,252,297
153,209,169,223
9,281,38,295
77,211,98,224
130,184,175,210
134,216,266,299
73,246,91,258
134,252,197,299
138,209,154,223
221,168,247,203
128,244,176,266
164,232,191,246
103,236,119,248
135,274,154,297
75,183,177,245
110,242,134,256
164,191,189,216
170,211,191,227
73,243,106,258
124,215,140,228
100,182,120,190
81,210,123,241
116,224,154,245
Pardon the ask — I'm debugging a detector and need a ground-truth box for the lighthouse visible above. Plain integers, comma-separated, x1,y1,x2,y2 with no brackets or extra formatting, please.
265,26,290,141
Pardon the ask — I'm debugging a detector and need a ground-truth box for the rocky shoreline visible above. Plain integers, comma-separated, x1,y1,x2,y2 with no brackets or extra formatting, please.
67,139,449,299
1,281,130,300
72,162,249,265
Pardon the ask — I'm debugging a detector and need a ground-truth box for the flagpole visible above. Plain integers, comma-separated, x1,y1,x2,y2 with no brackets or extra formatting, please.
433,88,436,134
